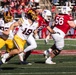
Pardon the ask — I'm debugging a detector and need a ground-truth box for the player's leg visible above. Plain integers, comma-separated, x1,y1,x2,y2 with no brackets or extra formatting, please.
43,44,56,59
44,33,64,64
0,38,5,56
23,50,32,61
0,35,26,64
24,35,37,53
3,39,17,62
23,41,32,61
5,39,14,53
22,36,37,65
45,45,61,64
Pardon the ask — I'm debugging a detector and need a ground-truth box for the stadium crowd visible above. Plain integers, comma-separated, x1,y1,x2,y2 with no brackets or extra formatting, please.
0,0,76,39
0,0,76,45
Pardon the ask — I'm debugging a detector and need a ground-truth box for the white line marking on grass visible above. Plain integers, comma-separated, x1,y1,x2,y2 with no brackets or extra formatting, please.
19,65,76,69
1,72,76,75
37,42,76,47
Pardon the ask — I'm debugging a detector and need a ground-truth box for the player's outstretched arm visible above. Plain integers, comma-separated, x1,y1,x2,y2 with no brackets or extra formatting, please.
47,26,55,34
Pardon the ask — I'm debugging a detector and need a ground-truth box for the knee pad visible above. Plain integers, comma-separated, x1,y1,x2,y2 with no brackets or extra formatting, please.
51,44,56,50
52,49,61,56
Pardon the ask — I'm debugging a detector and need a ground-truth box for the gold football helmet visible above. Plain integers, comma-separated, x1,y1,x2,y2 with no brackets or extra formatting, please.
27,9,37,21
4,11,13,23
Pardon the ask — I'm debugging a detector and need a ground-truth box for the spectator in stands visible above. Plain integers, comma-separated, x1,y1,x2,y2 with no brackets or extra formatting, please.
10,1,15,8
72,6,76,19
16,5,23,18
20,0,26,7
0,13,4,26
51,3,57,19
1,0,10,7
59,0,66,6
3,5,9,12
65,0,72,8
34,0,40,7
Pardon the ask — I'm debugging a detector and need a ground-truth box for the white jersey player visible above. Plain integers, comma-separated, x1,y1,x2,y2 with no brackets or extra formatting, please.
0,11,16,53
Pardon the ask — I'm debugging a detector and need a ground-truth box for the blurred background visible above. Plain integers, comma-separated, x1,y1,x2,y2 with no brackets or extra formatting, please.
0,0,76,39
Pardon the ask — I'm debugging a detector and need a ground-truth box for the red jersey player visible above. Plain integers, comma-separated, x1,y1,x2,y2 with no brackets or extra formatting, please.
43,6,76,64
37,9,52,39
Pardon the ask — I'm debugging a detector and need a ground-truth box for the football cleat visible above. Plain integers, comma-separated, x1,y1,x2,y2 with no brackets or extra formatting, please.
1,53,9,63
45,58,56,64
43,50,49,59
0,61,3,65
20,61,32,65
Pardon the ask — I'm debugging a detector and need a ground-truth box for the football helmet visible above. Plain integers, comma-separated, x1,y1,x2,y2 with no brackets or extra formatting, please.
42,10,52,22
4,11,13,23
60,6,72,15
27,9,37,21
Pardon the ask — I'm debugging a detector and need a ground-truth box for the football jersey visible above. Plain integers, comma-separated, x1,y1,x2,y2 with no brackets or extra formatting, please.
0,20,16,39
55,14,73,34
37,15,49,30
4,20,15,31
17,17,38,40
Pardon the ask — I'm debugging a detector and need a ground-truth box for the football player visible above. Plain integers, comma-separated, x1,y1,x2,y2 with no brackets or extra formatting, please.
0,11,16,55
43,6,76,64
0,11,24,63
23,9,54,63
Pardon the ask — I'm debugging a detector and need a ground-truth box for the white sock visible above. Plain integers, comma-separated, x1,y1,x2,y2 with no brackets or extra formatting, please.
48,48,52,53
18,52,24,61
4,53,10,59
1,53,10,63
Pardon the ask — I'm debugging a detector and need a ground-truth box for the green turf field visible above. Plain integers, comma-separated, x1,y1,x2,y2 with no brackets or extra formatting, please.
0,39,76,75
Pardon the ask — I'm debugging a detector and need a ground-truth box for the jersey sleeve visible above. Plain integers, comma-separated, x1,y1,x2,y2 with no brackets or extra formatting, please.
69,15,74,21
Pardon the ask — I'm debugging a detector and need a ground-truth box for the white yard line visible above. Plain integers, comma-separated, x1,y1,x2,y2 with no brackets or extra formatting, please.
0,72,76,75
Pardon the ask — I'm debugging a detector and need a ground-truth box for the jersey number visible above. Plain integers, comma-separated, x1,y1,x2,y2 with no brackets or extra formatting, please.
55,17,64,25
22,28,32,35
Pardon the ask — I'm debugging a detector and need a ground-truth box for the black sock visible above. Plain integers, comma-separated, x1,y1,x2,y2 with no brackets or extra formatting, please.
23,51,32,61
6,54,17,62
